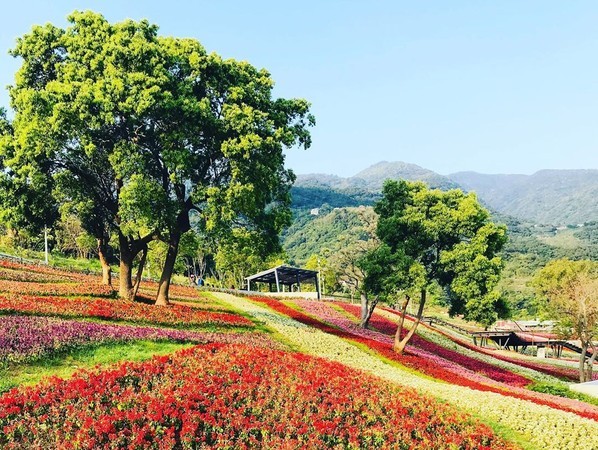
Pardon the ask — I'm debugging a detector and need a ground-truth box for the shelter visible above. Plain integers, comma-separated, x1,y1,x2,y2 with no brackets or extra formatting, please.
245,265,320,299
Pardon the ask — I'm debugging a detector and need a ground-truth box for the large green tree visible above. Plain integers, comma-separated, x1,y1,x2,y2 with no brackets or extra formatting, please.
0,108,58,240
363,180,508,353
4,11,313,303
533,259,598,382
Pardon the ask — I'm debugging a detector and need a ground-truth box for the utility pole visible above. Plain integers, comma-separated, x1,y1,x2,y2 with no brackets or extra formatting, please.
317,257,325,297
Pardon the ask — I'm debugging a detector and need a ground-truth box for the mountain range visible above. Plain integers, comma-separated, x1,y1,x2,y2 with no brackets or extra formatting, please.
294,161,598,225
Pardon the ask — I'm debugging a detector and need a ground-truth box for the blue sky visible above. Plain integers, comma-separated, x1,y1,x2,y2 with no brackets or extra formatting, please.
2,1,597,176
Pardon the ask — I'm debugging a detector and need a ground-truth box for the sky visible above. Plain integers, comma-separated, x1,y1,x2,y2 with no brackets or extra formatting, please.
1,1,598,177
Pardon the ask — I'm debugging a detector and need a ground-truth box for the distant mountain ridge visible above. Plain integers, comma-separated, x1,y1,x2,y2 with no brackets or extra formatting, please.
296,161,459,191
294,161,598,225
449,169,598,225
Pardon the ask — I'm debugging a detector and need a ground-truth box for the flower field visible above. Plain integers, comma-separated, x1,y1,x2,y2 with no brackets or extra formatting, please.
0,315,278,366
0,260,89,282
1,261,597,449
251,296,598,421
0,344,518,449
420,319,594,382
0,295,252,328
212,293,598,450
0,280,115,297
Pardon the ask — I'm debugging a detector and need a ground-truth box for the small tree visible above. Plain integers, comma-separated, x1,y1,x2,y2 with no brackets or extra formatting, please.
364,180,508,353
327,207,379,320
305,253,337,295
534,259,598,382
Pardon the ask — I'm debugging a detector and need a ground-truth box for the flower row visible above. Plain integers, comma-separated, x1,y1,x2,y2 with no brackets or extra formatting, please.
224,294,598,449
0,260,207,302
0,295,253,329
334,302,532,387
0,343,516,449
0,268,74,284
0,280,115,297
400,311,595,382
385,309,563,384
0,260,89,281
292,299,598,421
141,282,204,300
0,314,277,366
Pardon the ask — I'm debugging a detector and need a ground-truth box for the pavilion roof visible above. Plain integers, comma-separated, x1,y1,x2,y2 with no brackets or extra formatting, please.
245,265,318,285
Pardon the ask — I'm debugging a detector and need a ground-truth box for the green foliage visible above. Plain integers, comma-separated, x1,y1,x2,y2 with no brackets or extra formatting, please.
365,180,508,326
533,259,598,381
0,109,58,235
2,11,314,299
213,228,284,289
290,186,378,210
55,215,98,258
304,253,337,294
574,221,598,246
529,382,598,408
283,207,374,266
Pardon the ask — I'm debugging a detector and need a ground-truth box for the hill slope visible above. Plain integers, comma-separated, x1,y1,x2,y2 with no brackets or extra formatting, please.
449,169,598,225
296,161,458,192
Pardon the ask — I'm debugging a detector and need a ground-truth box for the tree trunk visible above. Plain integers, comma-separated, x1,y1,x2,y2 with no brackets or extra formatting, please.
586,343,597,382
132,244,148,300
155,231,181,306
359,293,378,328
97,237,112,287
360,293,368,326
394,295,411,346
119,231,136,301
117,230,157,301
393,289,426,354
580,342,589,382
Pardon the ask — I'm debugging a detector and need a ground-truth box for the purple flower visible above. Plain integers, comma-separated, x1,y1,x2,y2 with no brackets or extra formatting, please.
0,315,279,365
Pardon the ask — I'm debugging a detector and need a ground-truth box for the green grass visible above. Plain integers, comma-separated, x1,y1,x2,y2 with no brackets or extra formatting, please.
0,340,194,394
0,244,107,273
529,381,598,408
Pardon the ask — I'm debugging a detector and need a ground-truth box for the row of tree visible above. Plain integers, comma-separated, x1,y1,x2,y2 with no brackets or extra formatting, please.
0,11,314,304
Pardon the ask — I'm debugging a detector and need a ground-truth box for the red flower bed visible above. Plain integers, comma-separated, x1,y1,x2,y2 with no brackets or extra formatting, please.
250,297,598,421
0,280,114,297
0,344,518,449
0,260,89,281
0,268,73,284
336,303,531,387
0,295,253,329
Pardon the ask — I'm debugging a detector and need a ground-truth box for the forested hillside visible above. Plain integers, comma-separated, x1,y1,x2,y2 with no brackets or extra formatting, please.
449,169,598,225
282,206,374,265
284,169,598,319
296,161,458,191
296,162,598,225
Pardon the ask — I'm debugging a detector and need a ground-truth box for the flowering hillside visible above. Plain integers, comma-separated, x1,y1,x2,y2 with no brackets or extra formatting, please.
0,262,596,448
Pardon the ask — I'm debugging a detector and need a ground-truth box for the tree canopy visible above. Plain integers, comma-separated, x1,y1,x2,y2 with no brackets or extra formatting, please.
1,11,314,303
363,180,508,353
533,259,598,382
